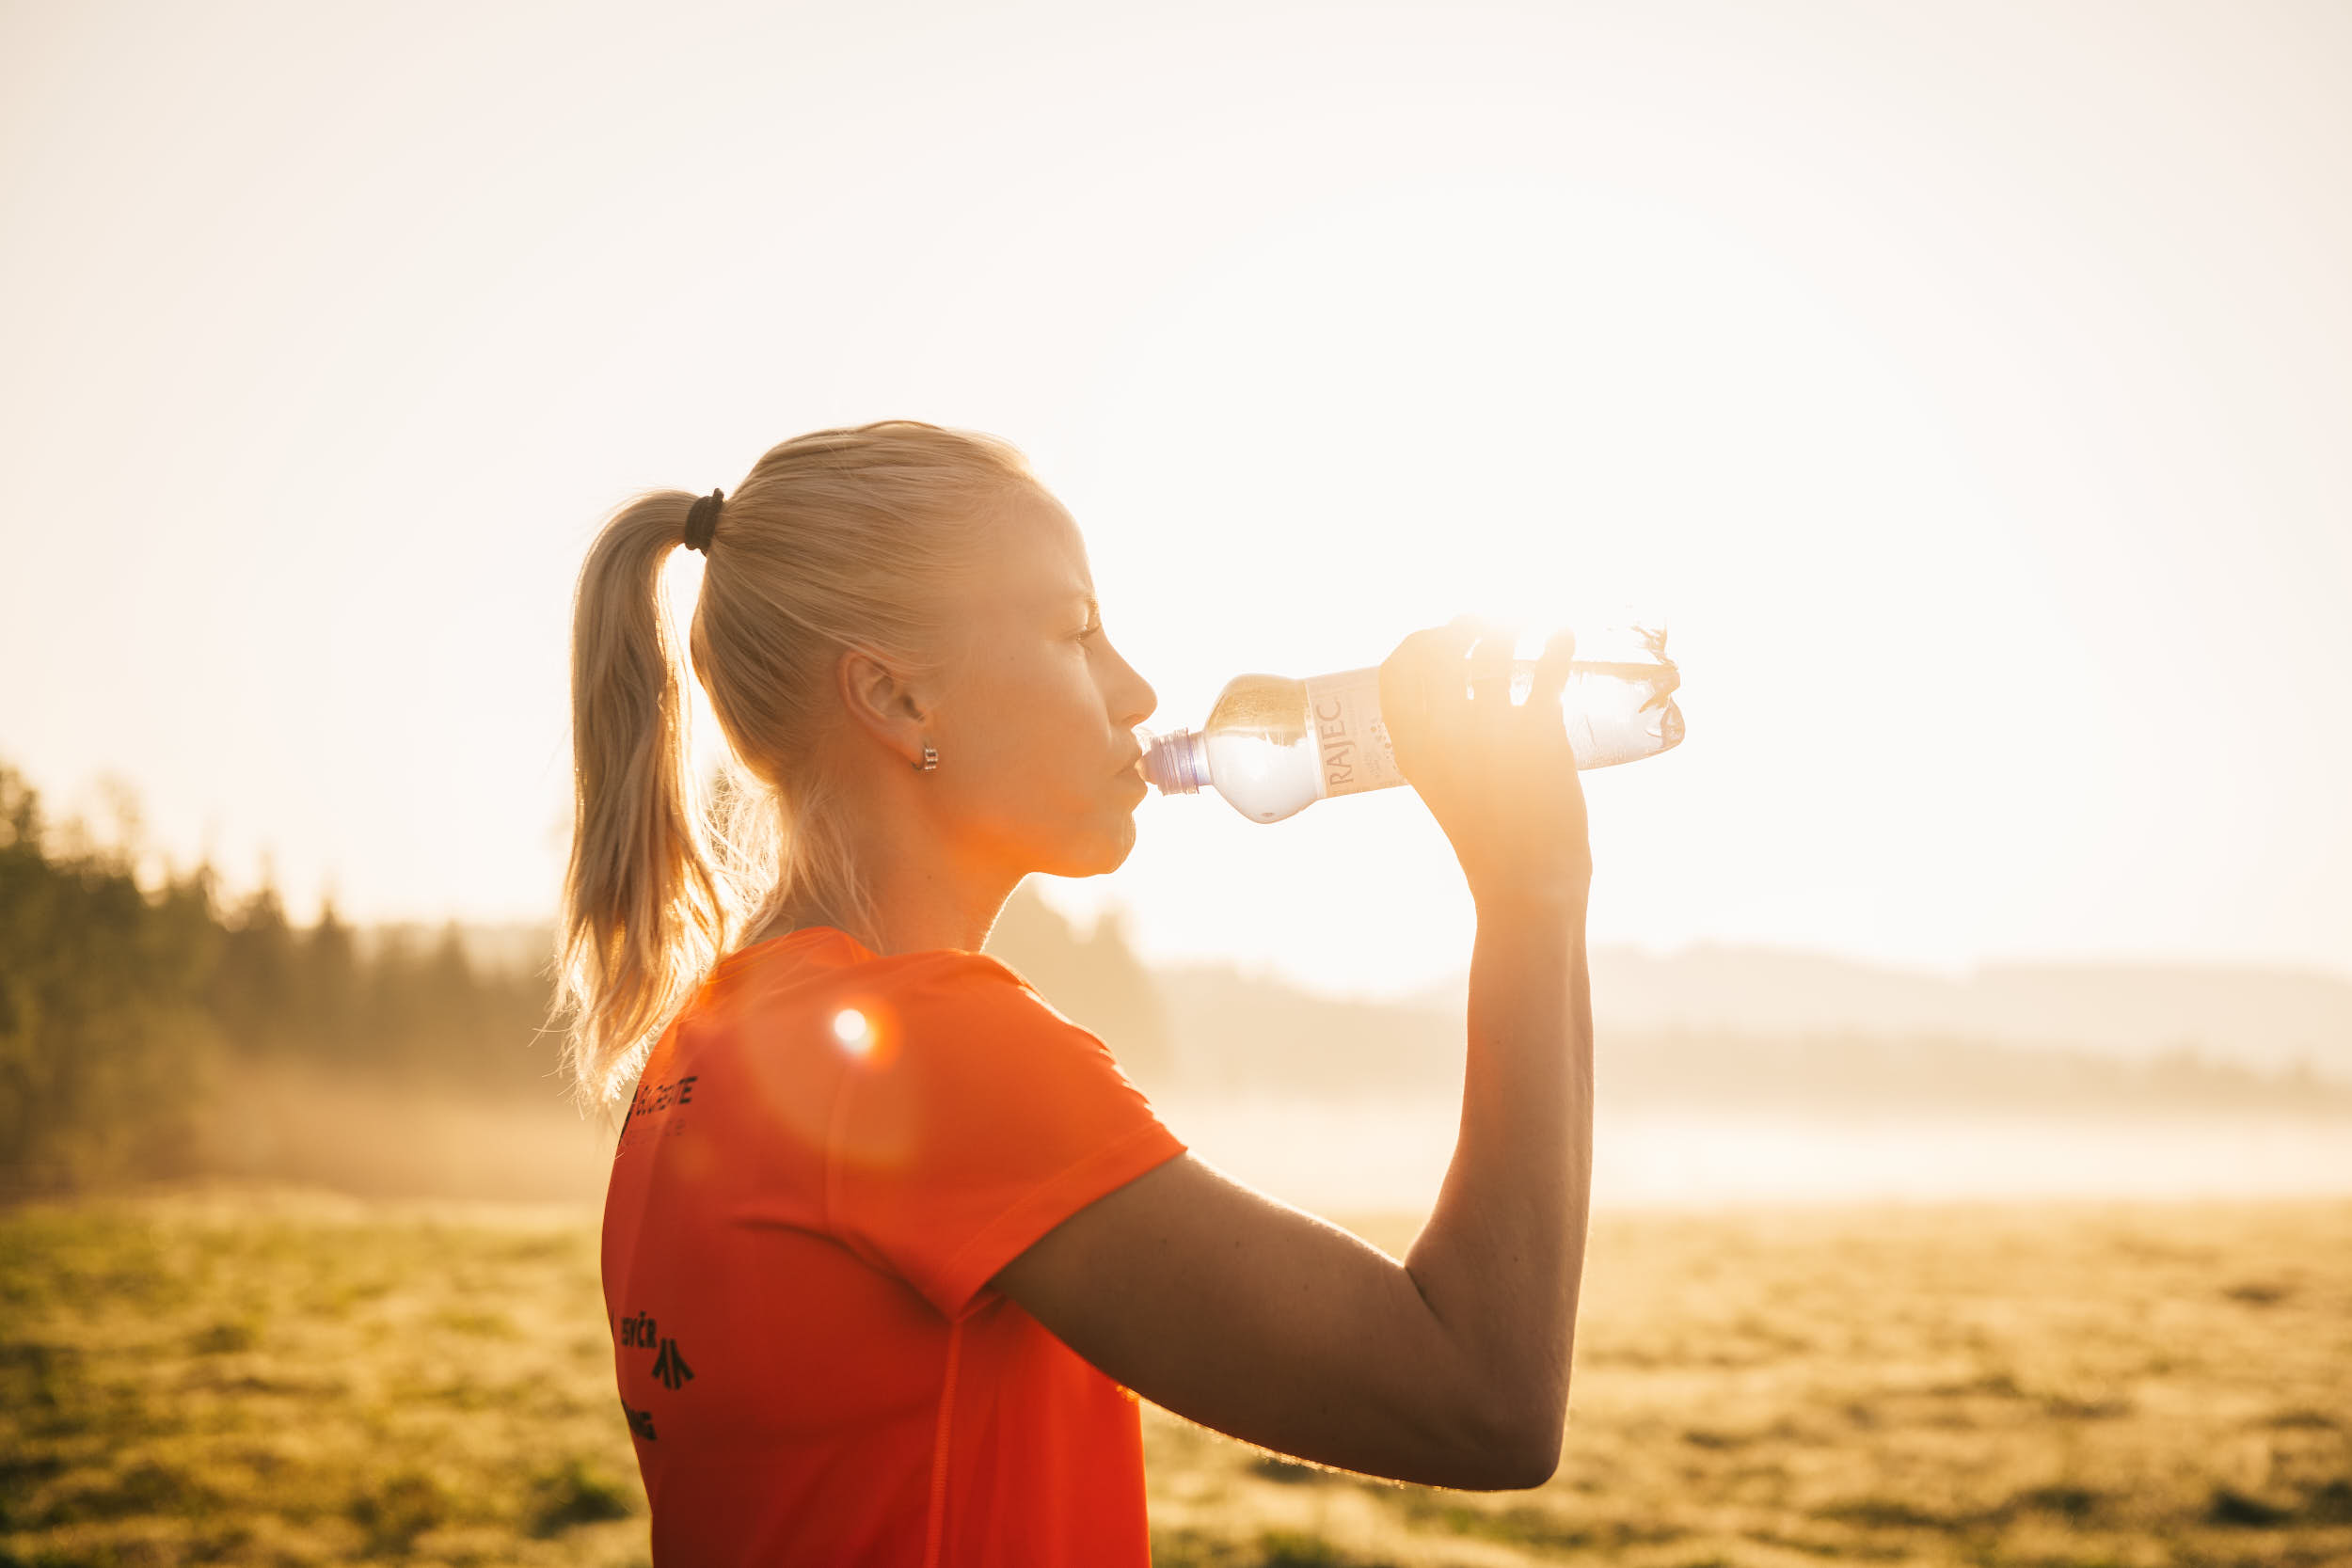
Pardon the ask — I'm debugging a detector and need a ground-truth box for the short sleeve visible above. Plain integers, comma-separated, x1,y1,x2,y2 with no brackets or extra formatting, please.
823,952,1189,1322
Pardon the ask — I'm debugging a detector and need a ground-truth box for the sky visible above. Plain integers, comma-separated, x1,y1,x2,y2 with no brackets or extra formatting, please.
4,0,2347,1001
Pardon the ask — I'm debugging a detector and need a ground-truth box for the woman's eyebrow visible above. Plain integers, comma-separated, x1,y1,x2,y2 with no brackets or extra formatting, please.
1036,587,1098,621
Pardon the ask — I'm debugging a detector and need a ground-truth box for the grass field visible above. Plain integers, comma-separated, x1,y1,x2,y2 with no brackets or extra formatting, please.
3,1188,2347,1567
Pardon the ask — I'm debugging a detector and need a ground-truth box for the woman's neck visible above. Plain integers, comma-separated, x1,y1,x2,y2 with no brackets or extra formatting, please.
747,755,1025,957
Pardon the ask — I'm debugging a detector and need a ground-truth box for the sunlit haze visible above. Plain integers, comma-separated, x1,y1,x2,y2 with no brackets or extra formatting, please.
5,0,2347,1000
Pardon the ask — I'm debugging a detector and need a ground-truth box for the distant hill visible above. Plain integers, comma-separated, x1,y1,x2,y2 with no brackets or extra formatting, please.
1405,944,2352,1084
1156,961,2352,1115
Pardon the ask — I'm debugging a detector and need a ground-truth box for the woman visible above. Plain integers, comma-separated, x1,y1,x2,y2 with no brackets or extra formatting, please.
555,420,1595,1565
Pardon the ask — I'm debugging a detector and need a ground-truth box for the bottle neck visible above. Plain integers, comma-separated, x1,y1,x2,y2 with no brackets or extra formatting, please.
1140,728,1211,794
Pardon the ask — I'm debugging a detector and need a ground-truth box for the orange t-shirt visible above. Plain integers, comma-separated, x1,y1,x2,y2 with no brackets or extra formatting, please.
601,926,1189,1566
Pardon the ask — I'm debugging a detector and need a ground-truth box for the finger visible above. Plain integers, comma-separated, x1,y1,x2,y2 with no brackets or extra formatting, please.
1435,614,1486,668
1420,622,1493,752
1464,625,1518,713
1382,622,1474,723
1383,620,1480,692
1389,617,1478,658
1454,613,1518,686
1527,626,1579,715
1383,620,1476,771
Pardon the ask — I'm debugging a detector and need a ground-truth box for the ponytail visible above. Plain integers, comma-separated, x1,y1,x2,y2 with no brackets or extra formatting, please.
550,491,730,1115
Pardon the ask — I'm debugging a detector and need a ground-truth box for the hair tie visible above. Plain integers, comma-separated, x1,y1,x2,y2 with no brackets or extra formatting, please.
682,488,724,555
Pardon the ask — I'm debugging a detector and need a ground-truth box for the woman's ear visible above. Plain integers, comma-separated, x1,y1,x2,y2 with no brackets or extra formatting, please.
834,644,930,768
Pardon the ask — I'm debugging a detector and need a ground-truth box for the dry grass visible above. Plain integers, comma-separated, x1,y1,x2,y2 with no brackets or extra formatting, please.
0,1187,639,1567
3,1188,2346,1566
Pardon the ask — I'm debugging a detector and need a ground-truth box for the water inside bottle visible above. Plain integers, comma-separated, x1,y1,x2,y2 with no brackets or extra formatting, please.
1199,673,1321,823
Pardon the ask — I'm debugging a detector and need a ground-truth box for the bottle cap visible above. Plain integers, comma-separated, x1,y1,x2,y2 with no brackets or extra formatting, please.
1139,729,1210,794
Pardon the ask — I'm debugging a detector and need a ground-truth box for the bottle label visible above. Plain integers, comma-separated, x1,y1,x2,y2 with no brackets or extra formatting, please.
1300,666,1404,798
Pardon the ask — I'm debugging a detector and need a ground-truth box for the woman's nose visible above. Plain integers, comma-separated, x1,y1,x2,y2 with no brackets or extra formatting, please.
1116,652,1157,728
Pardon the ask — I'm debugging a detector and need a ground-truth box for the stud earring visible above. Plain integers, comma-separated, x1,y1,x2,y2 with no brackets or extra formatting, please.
914,743,938,772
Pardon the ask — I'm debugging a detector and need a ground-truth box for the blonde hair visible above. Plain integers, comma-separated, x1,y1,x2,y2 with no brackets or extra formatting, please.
548,419,1040,1115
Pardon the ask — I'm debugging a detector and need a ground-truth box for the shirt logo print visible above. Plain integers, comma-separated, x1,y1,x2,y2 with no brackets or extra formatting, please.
618,1311,698,1396
614,1073,701,1158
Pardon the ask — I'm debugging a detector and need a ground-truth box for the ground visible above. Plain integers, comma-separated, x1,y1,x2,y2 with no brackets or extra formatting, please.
2,1189,2346,1566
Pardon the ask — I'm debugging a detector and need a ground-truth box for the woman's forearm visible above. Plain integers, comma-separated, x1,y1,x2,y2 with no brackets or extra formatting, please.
1401,886,1595,1471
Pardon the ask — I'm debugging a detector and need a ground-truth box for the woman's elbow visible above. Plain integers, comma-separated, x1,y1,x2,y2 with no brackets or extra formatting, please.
1497,1433,1561,1491
1469,1402,1564,1491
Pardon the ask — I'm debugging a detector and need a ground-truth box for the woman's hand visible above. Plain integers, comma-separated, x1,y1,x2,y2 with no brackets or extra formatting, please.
1378,616,1592,910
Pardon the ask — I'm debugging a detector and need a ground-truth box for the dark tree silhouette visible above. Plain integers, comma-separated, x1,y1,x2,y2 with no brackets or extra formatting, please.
0,763,222,1195
207,871,300,1058
301,892,363,1062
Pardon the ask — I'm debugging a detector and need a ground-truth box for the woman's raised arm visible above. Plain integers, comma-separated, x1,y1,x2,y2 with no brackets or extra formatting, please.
991,618,1595,1488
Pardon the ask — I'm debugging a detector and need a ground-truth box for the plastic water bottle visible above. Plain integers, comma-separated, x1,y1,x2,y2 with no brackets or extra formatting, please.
1139,623,1684,824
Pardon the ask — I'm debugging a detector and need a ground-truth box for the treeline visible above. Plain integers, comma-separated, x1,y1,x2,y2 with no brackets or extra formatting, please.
0,765,556,1198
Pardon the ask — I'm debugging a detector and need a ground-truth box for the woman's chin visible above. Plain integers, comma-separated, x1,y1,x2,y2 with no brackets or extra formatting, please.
1037,817,1137,879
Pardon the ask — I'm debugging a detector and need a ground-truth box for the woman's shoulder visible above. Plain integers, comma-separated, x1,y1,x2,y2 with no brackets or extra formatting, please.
858,949,1102,1054
887,945,1056,1010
